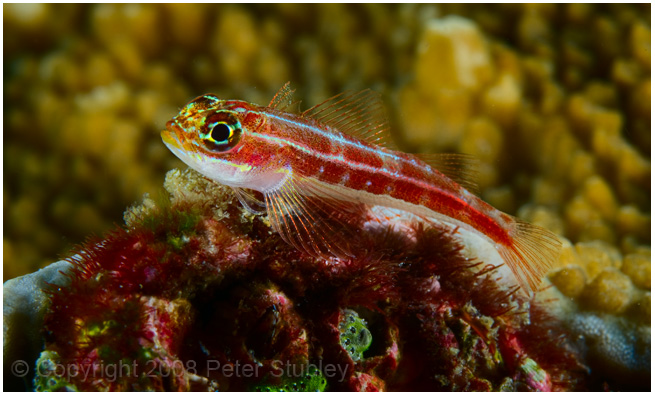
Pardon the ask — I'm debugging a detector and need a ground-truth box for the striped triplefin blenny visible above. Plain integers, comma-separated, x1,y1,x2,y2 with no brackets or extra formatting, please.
162,83,561,295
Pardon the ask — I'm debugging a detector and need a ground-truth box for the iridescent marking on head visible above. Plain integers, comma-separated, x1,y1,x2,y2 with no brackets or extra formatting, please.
179,95,221,118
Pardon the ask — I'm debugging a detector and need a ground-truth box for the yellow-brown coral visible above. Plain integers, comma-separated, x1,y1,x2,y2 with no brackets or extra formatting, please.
5,3,650,278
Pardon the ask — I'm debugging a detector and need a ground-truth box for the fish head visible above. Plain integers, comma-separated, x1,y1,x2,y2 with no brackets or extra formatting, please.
162,94,284,190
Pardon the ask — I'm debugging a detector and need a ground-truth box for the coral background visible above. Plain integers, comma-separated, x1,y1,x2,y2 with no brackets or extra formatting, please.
4,4,649,280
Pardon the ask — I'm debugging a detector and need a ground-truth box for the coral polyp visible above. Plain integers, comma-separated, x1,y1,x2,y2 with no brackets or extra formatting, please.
35,169,589,391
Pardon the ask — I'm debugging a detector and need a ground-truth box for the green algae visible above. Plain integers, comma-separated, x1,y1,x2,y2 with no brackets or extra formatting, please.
253,366,327,392
339,309,372,362
33,351,78,392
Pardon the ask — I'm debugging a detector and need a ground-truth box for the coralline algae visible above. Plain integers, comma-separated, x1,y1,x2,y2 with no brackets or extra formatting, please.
7,169,594,391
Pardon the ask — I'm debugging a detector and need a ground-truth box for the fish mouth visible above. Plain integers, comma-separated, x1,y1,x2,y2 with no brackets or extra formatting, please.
161,120,183,150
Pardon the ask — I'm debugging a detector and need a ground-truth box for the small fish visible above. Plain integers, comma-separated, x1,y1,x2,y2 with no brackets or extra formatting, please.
162,83,561,294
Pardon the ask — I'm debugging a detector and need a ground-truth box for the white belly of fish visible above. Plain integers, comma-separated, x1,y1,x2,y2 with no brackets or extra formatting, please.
364,205,517,290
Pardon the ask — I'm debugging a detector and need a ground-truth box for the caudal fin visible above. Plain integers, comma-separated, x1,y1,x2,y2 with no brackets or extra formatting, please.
498,219,562,295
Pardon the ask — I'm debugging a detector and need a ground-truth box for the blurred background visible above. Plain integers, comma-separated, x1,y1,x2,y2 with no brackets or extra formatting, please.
4,4,650,281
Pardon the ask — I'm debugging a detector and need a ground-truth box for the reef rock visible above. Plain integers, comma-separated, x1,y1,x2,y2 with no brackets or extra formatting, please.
4,169,595,391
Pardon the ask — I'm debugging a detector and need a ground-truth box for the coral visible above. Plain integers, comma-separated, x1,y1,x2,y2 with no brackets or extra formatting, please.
4,4,650,279
621,253,651,289
543,237,650,388
568,313,650,390
3,260,74,391
581,269,633,314
548,239,650,318
549,265,586,299
400,15,494,154
25,169,588,391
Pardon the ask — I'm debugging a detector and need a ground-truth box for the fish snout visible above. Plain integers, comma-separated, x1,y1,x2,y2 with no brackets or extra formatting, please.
161,120,183,149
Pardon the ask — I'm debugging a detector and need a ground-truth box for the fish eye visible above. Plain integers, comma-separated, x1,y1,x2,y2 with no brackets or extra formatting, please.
211,123,232,143
201,112,242,152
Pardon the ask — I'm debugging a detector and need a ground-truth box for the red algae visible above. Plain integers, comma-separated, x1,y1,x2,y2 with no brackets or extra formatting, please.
34,169,589,391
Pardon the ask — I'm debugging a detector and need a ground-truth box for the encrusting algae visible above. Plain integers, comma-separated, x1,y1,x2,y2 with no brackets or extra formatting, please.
32,169,588,391
3,3,650,392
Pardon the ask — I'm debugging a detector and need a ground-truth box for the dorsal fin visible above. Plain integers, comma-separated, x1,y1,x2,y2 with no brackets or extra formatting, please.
268,82,300,112
414,153,481,195
302,89,397,150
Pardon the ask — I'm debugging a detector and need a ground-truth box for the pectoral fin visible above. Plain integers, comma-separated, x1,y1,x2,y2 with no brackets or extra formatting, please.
264,174,363,260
